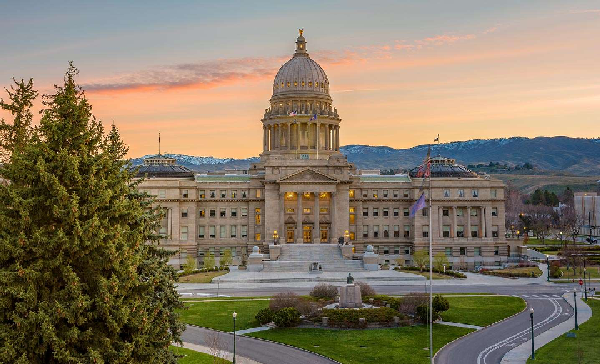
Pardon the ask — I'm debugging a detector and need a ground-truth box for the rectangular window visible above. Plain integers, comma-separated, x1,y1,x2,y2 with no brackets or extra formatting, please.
457,208,464,217
209,209,216,217
471,209,478,216
492,225,499,238
474,247,481,256
373,225,379,238
231,190,237,198
383,225,389,238
373,208,379,217
182,189,189,198
445,247,452,257
230,225,237,238
404,246,411,255
443,225,450,237
471,226,479,238
404,225,410,238
362,190,368,198
349,232,355,240
422,208,428,217
393,208,399,217
220,190,226,198
394,225,400,238
220,208,226,218
373,190,378,198
422,225,429,238
286,207,295,214
444,189,450,197
460,247,466,256
491,189,497,198
458,189,464,198
220,225,226,238
363,225,369,238
472,189,479,198
349,189,355,198
210,190,216,198
241,207,248,217
442,209,449,217
383,208,389,217
383,246,389,254
231,208,237,217
403,208,409,217
199,209,205,218
256,189,261,198
255,233,261,241
255,208,261,225
158,189,166,198
242,190,247,198
383,190,388,198
394,246,400,255
403,190,409,198
209,225,216,238
181,208,188,218
363,207,369,217
492,207,498,217
349,212,355,225
198,225,205,238
241,225,248,238
494,246,499,256
180,226,188,240
393,190,399,198
457,225,465,237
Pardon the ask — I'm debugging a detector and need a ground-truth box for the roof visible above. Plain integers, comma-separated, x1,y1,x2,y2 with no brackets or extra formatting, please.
409,156,479,178
195,174,251,183
134,164,194,178
357,174,411,183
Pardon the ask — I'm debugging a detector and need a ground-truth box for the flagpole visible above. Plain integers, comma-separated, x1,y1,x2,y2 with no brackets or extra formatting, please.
428,146,434,364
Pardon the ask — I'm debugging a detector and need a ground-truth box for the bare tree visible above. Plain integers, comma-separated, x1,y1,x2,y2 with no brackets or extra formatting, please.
205,331,228,364
505,184,525,237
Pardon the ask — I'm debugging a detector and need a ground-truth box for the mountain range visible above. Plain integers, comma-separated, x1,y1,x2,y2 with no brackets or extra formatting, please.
130,136,600,175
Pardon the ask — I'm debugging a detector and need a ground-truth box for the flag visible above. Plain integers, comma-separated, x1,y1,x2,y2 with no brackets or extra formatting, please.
410,193,427,217
289,111,297,116
434,134,439,142
309,113,318,121
416,145,431,178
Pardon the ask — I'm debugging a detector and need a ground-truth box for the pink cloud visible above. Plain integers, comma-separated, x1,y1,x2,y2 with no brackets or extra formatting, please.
415,34,476,46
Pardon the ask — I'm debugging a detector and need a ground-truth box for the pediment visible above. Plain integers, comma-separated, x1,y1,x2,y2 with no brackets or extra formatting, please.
279,168,339,184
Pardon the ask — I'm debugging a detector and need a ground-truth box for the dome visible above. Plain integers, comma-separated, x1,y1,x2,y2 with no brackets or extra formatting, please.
272,31,329,97
409,156,479,178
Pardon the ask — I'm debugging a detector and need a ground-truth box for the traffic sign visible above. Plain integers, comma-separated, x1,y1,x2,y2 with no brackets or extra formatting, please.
579,279,583,286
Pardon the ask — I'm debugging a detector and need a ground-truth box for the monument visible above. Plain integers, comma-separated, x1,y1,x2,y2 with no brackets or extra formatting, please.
339,275,362,308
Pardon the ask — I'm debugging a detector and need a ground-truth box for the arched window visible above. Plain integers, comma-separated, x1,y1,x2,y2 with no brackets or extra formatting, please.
294,81,298,87
287,82,290,87
301,81,305,87
308,81,312,87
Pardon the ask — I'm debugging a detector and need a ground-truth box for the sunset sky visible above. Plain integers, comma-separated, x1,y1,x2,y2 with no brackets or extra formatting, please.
1,1,600,158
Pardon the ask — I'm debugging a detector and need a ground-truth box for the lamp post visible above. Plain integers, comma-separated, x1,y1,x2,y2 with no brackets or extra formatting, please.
232,311,237,363
530,307,535,360
559,231,563,247
273,230,279,245
584,269,588,301
574,290,579,330
344,230,350,245
546,257,550,282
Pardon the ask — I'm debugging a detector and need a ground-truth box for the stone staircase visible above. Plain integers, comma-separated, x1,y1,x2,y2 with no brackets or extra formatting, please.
262,244,365,272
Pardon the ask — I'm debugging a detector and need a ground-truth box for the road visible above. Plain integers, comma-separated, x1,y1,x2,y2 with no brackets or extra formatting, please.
435,293,573,364
182,325,338,364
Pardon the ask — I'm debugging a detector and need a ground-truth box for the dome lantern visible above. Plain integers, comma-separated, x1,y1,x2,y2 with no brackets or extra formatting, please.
295,28,308,56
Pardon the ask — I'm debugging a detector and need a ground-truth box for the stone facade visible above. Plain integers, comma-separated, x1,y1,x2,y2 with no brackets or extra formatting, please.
136,31,510,270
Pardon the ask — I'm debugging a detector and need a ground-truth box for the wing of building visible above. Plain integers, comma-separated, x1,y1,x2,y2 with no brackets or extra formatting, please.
136,31,512,271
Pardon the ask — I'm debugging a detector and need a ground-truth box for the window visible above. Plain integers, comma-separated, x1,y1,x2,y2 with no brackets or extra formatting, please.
180,226,188,240
181,208,188,218
383,190,388,198
373,208,379,217
492,225,499,238
394,246,400,255
242,190,247,198
383,208,389,217
458,189,464,198
492,207,498,217
474,247,481,256
363,225,369,238
393,190,399,198
442,209,449,216
349,232,355,240
256,189,261,198
394,225,400,237
303,208,311,214
231,225,237,238
241,225,248,238
471,209,478,216
403,190,409,198
471,226,479,238
241,207,248,217
255,233,261,241
404,225,410,238
457,208,464,217
220,226,226,238
255,208,261,224
209,209,216,217
362,190,368,198
210,190,216,198
363,207,369,217
198,226,205,238
349,189,355,198
383,225,389,238
422,208,428,217
231,208,237,217
444,189,450,198
286,207,295,214
220,208,226,218
457,225,465,237
494,246,499,256
422,225,429,238
404,246,411,255
393,208,399,217
383,246,389,254
220,190,226,198
373,225,379,238
231,190,237,198
472,189,479,198
373,190,378,198
460,247,466,256
199,190,205,199
491,189,497,198
209,225,216,238
158,189,166,198
199,209,205,218
349,207,356,224
445,247,452,257
443,225,450,238
403,208,409,217
182,189,189,198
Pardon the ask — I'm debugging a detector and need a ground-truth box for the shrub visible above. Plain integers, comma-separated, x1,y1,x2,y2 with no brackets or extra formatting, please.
321,307,401,328
432,295,450,312
273,307,301,327
310,283,338,300
416,304,441,324
356,281,376,296
363,294,403,310
255,308,275,325
269,292,302,312
183,255,197,276
295,299,320,318
398,292,428,317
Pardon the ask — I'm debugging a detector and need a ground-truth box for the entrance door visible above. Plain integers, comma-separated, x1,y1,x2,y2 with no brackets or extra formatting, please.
286,226,295,243
303,225,312,243
320,228,328,243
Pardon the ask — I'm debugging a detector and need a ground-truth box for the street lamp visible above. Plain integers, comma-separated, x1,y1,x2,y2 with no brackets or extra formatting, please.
574,290,579,330
584,269,588,301
529,307,535,360
232,311,237,363
546,257,550,282
273,230,279,245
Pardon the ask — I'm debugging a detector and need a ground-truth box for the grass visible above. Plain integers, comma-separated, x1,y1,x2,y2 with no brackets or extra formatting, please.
181,296,270,301
178,270,229,283
441,296,526,327
170,346,230,363
559,266,600,279
249,325,473,364
527,299,600,363
487,266,543,278
397,269,453,280
178,299,269,331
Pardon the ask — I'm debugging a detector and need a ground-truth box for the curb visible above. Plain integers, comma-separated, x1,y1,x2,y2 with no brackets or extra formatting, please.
433,295,528,363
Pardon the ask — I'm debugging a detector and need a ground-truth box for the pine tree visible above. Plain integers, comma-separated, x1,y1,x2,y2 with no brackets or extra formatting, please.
0,64,184,363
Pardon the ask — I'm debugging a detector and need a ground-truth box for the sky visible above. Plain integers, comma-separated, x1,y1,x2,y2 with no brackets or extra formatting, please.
1,1,599,158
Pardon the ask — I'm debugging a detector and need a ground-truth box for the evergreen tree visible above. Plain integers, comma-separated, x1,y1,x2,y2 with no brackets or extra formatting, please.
0,64,184,363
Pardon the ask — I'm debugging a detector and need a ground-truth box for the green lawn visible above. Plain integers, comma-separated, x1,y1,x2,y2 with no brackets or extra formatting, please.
249,325,473,364
441,296,526,327
559,266,600,279
170,346,230,364
486,266,543,278
178,270,229,283
527,299,600,363
178,299,269,331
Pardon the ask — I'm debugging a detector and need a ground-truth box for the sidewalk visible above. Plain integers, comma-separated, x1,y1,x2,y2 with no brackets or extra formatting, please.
501,291,592,364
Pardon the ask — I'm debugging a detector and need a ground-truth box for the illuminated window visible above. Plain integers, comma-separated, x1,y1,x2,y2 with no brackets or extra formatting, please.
287,82,290,87
349,189,355,198
302,81,305,87
315,82,319,87
286,192,295,200
199,190,205,198
303,208,311,214
231,190,237,198
255,233,261,241
320,207,328,214
256,189,262,198
349,232,355,240
294,81,298,87
308,81,312,87
286,208,295,213
373,190,378,198
255,208,262,224
199,209,205,218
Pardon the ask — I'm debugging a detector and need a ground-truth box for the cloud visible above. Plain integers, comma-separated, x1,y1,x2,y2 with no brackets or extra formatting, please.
569,9,600,14
415,34,476,46
483,26,498,34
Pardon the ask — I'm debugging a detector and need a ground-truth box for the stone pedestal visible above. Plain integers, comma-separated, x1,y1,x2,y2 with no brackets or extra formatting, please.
363,245,379,271
339,284,362,308
341,244,354,259
247,246,264,272
269,244,281,261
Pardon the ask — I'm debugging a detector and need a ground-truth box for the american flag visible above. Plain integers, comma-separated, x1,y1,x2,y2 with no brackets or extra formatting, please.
289,111,297,116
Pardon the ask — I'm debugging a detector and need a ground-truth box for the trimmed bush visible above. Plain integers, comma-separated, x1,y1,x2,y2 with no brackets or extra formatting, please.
255,308,275,325
363,294,403,310
432,295,450,312
356,281,376,296
416,304,440,324
321,307,401,328
310,283,338,300
273,307,301,327
398,292,428,318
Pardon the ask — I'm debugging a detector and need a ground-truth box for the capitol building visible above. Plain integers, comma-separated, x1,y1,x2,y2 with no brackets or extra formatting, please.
136,31,511,271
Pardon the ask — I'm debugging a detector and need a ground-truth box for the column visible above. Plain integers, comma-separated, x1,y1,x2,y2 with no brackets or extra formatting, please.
325,125,330,150
467,207,471,240
480,206,486,238
296,192,303,244
287,123,291,150
335,126,340,150
280,192,285,243
438,206,443,238
486,205,493,239
313,192,320,243
452,206,457,238
263,126,267,151
167,208,172,238
269,125,273,150
330,192,336,243
274,124,279,149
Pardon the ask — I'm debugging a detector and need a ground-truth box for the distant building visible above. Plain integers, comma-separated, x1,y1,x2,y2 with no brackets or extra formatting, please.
135,31,511,270
574,192,599,240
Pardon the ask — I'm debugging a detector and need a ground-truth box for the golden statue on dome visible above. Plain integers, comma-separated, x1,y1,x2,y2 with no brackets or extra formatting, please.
299,28,303,36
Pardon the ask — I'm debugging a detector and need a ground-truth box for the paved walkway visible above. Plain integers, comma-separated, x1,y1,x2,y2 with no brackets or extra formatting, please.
178,342,261,364
438,320,483,330
234,326,271,335
501,291,592,364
